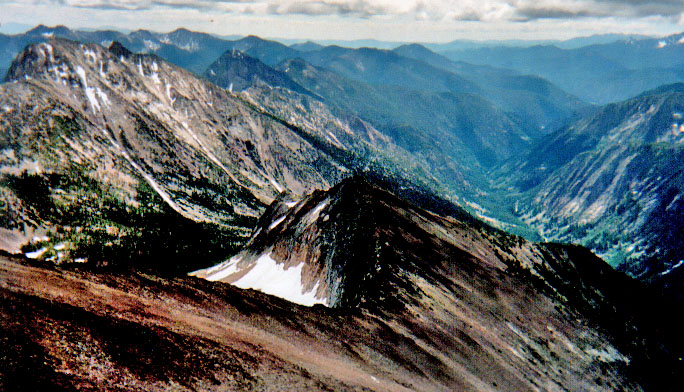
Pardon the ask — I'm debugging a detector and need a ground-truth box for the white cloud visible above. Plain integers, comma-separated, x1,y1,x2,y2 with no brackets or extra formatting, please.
18,0,682,21
2,0,683,41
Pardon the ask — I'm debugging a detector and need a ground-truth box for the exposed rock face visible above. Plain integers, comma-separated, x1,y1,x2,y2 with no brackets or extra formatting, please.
193,177,684,391
3,178,682,390
0,38,348,270
501,84,684,287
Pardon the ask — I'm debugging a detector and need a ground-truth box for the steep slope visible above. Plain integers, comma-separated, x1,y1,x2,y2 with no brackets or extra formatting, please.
276,58,528,169
193,177,683,390
203,49,313,96
3,178,683,390
393,43,590,133
499,84,684,288
0,38,347,272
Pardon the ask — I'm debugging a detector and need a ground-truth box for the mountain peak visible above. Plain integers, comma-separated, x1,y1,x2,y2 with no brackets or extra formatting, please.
26,24,72,37
204,48,312,96
108,41,133,59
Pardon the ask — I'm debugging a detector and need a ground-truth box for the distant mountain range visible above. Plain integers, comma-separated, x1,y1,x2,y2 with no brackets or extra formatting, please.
441,32,684,104
2,25,684,293
2,25,684,391
0,25,236,77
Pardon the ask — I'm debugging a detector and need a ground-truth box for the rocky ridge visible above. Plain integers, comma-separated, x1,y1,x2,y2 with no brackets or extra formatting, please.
0,38,349,271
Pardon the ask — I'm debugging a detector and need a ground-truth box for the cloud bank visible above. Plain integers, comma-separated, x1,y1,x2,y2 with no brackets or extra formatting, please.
12,0,684,21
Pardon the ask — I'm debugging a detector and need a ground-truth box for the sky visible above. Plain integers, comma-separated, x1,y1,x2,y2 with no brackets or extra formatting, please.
1,0,684,42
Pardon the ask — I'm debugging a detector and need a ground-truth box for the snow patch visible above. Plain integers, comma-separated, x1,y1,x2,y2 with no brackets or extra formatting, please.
165,83,175,104
53,242,67,251
144,39,160,51
41,31,54,38
285,201,298,208
43,44,54,62
150,72,161,85
269,215,287,230
312,201,327,216
657,41,667,48
25,247,47,259
660,260,684,276
76,66,100,112
214,252,326,307
83,48,97,62
270,178,284,193
96,88,110,107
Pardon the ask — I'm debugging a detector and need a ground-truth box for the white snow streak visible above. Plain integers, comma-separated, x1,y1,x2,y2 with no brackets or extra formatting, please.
99,129,184,215
208,252,326,307
165,83,175,104
151,72,161,85
270,178,284,193
660,260,684,276
76,66,100,112
311,201,328,216
269,215,287,230
96,88,110,107
25,247,47,259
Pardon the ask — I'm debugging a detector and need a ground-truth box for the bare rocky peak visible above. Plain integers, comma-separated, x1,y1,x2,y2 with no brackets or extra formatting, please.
192,176,684,390
1,38,346,215
0,38,352,271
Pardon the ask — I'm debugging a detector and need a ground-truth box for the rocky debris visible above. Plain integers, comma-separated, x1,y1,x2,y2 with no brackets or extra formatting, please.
194,177,684,391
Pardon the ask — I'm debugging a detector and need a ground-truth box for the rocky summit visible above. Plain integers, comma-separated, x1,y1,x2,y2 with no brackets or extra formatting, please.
4,177,683,391
0,38,353,272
